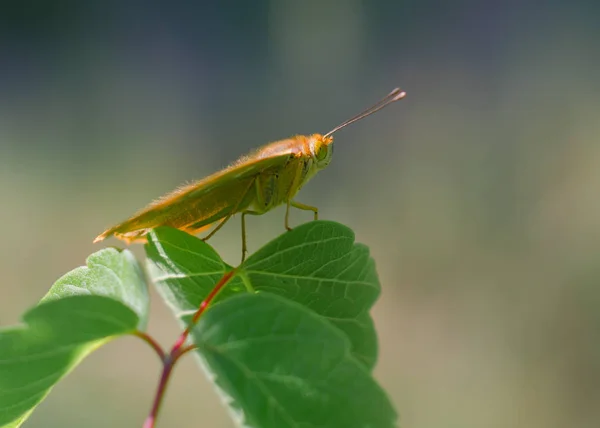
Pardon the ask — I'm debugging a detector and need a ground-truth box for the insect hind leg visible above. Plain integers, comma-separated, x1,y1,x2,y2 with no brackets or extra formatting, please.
241,210,261,262
200,215,233,242
198,177,257,243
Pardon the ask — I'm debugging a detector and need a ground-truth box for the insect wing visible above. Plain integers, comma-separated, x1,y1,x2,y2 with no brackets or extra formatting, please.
95,151,293,242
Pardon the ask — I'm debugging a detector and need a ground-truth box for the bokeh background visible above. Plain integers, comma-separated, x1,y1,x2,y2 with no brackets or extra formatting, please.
1,1,599,427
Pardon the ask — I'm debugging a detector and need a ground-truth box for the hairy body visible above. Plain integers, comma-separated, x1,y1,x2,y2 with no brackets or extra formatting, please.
94,134,333,246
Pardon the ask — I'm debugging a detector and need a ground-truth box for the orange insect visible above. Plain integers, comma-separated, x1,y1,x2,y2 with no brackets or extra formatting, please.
94,88,406,259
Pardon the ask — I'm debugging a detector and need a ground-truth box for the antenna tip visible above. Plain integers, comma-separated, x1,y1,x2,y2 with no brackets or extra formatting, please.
390,88,407,101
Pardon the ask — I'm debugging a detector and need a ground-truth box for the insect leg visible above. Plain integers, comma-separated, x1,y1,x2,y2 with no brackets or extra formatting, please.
284,200,319,231
241,210,261,262
285,201,293,231
202,178,256,242
201,212,234,242
291,200,319,220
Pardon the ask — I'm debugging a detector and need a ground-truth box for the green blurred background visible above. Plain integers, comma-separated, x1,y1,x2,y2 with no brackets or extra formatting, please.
1,1,599,427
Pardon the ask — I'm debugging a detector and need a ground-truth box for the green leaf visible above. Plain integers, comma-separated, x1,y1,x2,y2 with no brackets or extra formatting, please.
42,248,149,329
145,222,391,425
192,293,397,428
0,248,148,428
241,221,381,369
145,227,246,317
146,221,380,369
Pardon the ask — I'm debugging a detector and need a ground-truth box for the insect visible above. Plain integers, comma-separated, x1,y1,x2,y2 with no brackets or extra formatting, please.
94,87,406,260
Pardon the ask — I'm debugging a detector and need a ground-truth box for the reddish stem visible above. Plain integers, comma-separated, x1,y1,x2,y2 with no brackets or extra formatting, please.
143,356,175,428
143,268,237,428
133,330,166,361
178,344,198,358
171,269,237,350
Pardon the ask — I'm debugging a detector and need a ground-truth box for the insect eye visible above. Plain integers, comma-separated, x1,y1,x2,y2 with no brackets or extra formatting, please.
315,145,328,161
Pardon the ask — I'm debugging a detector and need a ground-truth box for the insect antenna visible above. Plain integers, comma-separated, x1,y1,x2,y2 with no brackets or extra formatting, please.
323,87,406,138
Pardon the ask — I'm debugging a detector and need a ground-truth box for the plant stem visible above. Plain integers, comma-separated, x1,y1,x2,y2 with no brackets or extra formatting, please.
143,268,237,428
133,330,166,361
143,356,175,428
178,344,198,358
171,268,237,350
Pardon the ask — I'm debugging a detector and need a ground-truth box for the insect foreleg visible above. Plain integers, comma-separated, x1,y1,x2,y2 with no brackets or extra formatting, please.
291,200,319,220
285,201,292,231
285,200,319,231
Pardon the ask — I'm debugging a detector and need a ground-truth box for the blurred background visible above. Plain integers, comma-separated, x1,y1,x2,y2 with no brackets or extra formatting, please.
1,0,599,427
